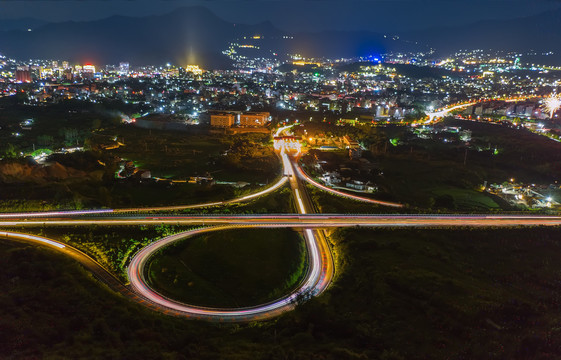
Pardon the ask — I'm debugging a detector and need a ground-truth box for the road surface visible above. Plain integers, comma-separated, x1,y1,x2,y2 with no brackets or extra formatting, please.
3,214,561,321
2,214,561,228
127,225,326,321
1,123,561,322
294,161,403,208
0,176,289,218
426,102,477,122
425,96,538,123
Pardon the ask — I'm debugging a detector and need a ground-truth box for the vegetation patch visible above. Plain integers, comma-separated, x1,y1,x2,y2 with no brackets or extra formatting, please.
1,225,192,282
146,228,306,307
102,127,280,183
4,227,561,359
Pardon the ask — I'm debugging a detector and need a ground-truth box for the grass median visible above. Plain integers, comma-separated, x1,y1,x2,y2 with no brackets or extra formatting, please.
146,228,307,308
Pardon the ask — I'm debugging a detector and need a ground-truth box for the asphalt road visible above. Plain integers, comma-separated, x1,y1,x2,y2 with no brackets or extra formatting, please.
2,214,561,227
3,214,561,321
293,159,403,208
2,134,561,322
0,149,336,322
287,151,335,304
127,224,327,322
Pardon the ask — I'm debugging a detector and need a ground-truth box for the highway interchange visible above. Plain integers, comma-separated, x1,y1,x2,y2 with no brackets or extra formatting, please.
2,122,561,321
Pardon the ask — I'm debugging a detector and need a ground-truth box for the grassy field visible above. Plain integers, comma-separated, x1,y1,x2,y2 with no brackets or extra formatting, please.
431,186,500,209
376,155,503,210
0,180,239,210
0,97,283,212
179,184,295,214
102,127,228,179
304,170,500,214
0,239,214,360
228,184,295,213
314,226,561,359
147,228,306,307
443,118,561,183
300,118,561,212
302,148,503,212
4,227,561,358
0,170,286,211
101,127,280,183
106,181,236,208
0,171,290,212
0,131,283,212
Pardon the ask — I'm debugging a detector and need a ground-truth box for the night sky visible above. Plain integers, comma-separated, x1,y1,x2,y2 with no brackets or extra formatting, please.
0,0,560,33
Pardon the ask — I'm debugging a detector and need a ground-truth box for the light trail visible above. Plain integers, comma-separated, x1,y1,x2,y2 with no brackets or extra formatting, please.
3,214,561,322
0,231,66,249
5,121,561,323
113,174,289,213
299,229,322,293
0,209,114,218
235,177,288,202
0,229,170,317
426,102,477,123
274,124,294,137
294,189,307,214
281,150,294,177
425,96,540,124
127,225,325,321
2,214,561,228
125,136,331,322
0,175,289,218
294,164,403,208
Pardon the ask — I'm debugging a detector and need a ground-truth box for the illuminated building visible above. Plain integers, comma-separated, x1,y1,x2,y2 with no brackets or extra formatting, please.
376,105,390,118
82,64,96,79
293,61,322,66
185,65,203,75
63,69,73,81
210,112,236,127
40,67,54,79
119,62,130,74
15,66,31,83
239,112,270,127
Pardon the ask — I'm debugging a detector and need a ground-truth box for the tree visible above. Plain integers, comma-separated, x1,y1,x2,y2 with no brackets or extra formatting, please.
63,128,80,146
37,135,54,147
2,143,18,158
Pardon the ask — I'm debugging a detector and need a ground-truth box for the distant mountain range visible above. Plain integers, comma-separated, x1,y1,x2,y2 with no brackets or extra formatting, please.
0,7,282,68
0,17,49,32
402,8,561,63
1,6,561,68
0,6,422,68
